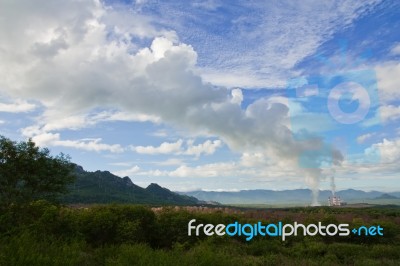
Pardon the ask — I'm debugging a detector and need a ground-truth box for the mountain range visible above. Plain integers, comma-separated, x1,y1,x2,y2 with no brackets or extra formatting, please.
180,189,400,205
62,165,200,205
62,165,400,206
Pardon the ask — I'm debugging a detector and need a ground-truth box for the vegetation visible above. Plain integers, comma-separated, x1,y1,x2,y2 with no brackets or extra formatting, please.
0,203,399,265
0,136,75,210
62,166,199,205
1,136,399,265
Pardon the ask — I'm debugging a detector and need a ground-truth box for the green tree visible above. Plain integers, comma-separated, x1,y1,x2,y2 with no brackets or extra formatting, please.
0,136,75,209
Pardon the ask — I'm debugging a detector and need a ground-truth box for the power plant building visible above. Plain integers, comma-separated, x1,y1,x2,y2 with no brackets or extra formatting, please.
328,195,347,206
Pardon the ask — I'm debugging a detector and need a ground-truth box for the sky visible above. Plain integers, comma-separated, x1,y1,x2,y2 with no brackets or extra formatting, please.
0,0,399,194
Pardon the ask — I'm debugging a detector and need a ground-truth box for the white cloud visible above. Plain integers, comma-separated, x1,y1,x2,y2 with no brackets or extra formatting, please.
185,139,222,157
375,62,400,103
391,43,400,55
327,137,400,180
156,158,185,166
357,133,376,144
95,111,161,123
150,130,168,138
131,139,222,157
230,88,243,105
31,132,124,153
36,111,159,132
0,99,36,113
362,103,400,128
131,139,183,155
113,165,140,177
54,138,124,153
168,163,237,178
130,156,299,180
240,152,267,167
121,150,301,180
367,138,400,164
380,105,400,123
334,138,400,179
42,116,88,132
157,1,382,88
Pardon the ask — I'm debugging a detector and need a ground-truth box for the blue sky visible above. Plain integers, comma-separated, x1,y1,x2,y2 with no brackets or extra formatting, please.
0,0,399,194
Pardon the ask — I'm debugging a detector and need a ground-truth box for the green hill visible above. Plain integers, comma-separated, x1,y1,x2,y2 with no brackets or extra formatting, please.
374,193,398,200
61,165,199,205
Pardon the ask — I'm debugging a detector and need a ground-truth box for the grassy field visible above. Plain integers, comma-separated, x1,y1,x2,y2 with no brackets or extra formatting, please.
1,202,399,265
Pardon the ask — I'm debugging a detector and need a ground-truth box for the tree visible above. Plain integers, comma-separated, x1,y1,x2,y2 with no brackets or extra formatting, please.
0,135,75,209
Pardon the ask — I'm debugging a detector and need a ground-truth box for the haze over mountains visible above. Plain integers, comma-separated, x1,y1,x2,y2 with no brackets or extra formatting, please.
181,189,400,205
63,165,400,206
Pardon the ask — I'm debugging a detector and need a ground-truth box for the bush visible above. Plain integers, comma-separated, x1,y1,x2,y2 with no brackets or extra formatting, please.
77,205,156,246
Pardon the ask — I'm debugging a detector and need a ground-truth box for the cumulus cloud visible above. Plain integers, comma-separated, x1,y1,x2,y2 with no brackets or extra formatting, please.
185,139,222,157
367,138,400,164
333,137,400,179
230,88,243,105
0,99,36,113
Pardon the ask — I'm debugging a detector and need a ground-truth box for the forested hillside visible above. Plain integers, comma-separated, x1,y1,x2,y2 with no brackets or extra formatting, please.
62,165,200,205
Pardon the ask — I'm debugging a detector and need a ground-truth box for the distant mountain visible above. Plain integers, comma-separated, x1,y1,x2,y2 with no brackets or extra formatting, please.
144,183,201,205
180,189,399,205
62,165,199,205
374,193,398,200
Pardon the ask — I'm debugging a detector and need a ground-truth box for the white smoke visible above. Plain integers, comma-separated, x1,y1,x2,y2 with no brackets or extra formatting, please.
330,175,336,196
305,169,322,206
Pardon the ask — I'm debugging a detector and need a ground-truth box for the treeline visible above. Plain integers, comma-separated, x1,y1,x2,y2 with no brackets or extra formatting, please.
0,202,399,265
